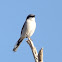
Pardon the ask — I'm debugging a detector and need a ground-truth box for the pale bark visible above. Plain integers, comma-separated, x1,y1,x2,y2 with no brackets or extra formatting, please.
38,48,43,62
26,38,43,62
26,38,38,62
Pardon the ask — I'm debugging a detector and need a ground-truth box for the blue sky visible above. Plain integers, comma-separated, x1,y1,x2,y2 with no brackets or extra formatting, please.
0,0,62,62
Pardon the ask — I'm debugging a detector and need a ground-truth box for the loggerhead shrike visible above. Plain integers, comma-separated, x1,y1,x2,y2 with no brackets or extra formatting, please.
13,14,36,52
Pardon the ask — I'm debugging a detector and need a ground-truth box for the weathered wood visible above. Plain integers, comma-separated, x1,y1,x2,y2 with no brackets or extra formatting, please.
38,48,43,62
26,38,38,62
26,37,43,62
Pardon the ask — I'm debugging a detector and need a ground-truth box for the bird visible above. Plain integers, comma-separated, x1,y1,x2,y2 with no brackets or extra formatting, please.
13,14,36,52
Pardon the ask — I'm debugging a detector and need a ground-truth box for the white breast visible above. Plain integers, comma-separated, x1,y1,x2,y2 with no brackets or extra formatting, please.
21,17,36,38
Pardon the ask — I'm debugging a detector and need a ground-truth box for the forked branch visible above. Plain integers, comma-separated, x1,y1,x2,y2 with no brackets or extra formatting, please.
26,38,43,62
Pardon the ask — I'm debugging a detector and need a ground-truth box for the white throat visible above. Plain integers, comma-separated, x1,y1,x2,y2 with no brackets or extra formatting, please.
28,17,35,21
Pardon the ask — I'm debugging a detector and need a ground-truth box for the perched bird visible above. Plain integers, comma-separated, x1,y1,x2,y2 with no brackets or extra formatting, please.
13,14,36,52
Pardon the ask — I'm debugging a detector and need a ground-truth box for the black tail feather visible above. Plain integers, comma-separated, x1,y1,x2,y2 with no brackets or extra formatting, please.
13,38,23,52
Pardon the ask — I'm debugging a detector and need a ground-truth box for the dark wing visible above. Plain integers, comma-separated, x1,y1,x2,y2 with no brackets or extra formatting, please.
21,21,26,34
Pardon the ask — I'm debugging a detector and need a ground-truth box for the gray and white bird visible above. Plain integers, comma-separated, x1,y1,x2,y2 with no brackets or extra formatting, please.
13,14,36,52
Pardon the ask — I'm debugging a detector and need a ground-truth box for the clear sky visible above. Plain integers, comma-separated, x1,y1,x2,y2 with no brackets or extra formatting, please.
0,0,62,62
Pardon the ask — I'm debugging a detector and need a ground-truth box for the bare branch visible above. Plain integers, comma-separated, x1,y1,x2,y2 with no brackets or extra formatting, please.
26,38,38,62
38,48,43,62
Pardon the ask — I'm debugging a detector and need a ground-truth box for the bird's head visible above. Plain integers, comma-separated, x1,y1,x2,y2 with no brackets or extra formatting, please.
26,14,35,20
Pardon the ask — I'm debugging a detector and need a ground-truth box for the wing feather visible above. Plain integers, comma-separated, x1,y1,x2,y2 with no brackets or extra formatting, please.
21,21,26,34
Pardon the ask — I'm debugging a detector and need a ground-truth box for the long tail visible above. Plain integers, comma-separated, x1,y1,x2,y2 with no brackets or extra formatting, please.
13,37,24,52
